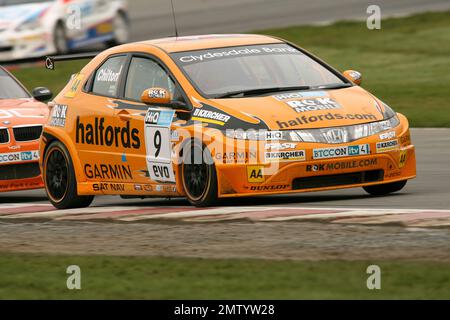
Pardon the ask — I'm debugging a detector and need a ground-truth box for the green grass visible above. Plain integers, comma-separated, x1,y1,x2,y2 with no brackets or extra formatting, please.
10,11,449,127
0,253,449,299
259,11,450,127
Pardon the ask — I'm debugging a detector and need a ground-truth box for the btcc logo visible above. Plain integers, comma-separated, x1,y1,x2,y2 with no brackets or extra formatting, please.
0,151,39,164
313,144,370,159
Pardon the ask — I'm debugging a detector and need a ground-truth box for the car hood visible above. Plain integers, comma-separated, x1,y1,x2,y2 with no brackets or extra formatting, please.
0,2,52,27
203,86,385,130
0,98,48,126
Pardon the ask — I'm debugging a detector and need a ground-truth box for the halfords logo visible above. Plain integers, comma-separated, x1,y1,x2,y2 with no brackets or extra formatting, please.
306,159,378,172
76,117,140,149
313,144,370,159
277,113,377,129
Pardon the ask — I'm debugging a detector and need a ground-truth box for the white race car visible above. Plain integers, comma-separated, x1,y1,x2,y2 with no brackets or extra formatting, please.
0,0,129,62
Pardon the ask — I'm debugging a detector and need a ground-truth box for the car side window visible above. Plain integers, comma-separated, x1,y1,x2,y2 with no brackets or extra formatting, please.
92,55,127,97
124,57,176,101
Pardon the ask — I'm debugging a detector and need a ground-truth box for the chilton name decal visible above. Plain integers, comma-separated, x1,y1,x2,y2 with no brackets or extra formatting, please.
76,117,140,149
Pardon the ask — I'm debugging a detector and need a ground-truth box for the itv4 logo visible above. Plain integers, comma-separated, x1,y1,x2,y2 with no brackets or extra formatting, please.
20,151,39,161
348,144,370,156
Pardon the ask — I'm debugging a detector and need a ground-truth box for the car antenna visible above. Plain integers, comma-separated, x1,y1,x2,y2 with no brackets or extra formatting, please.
170,0,179,38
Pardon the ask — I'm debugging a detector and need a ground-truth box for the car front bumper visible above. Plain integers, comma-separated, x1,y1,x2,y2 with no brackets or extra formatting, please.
215,135,416,198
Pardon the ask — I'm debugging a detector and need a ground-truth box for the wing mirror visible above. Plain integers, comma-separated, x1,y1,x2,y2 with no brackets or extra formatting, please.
32,87,53,102
141,87,191,112
343,70,362,86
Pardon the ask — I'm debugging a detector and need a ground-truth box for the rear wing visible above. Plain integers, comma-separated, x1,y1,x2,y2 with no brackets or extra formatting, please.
45,52,100,70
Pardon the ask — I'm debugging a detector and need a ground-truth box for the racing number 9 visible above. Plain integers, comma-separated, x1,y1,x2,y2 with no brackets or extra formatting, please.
154,130,162,158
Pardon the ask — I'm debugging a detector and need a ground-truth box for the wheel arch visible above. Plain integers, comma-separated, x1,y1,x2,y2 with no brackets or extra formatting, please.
42,130,86,184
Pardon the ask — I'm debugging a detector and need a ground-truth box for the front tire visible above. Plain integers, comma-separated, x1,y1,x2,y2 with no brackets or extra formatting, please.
53,22,69,54
106,11,129,47
363,180,407,196
181,140,218,207
44,141,94,209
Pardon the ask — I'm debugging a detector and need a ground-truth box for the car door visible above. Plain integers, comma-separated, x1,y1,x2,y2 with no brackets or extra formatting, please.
116,54,183,187
75,54,130,189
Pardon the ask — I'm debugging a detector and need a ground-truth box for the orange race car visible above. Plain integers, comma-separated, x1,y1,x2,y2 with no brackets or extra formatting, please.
0,66,52,192
40,34,416,209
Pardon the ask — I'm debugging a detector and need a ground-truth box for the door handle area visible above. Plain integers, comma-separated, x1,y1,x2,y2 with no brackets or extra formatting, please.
117,110,132,121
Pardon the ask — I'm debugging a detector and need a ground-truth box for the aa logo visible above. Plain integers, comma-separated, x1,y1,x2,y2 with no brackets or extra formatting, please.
399,150,408,168
247,166,265,183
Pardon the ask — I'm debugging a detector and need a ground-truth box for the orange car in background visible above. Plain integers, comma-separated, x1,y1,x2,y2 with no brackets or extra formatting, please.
40,34,416,209
0,66,52,192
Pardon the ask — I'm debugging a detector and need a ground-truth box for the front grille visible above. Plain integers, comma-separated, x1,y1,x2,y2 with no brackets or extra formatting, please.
0,162,41,181
0,128,9,143
13,126,43,142
293,170,384,190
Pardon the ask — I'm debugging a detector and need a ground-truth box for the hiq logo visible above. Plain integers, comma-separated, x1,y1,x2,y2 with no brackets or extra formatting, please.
20,152,32,161
145,109,175,126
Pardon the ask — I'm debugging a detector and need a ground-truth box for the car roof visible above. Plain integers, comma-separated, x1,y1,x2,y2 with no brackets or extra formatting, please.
136,34,284,53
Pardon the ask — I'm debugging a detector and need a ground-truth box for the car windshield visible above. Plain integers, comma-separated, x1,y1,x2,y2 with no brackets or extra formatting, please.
0,68,30,99
0,0,49,6
171,43,348,98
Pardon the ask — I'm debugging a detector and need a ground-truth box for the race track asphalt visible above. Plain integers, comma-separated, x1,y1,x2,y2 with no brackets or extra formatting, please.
2,128,449,210
127,0,450,40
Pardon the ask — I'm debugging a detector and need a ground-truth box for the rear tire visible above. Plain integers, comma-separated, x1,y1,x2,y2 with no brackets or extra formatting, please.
363,180,407,196
44,141,94,209
181,140,218,207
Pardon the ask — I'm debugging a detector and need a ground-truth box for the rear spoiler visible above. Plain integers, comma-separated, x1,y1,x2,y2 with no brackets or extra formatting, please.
45,52,100,70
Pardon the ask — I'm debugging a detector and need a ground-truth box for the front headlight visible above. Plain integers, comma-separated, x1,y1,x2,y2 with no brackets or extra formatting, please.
223,116,400,143
288,116,400,143
380,102,397,120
